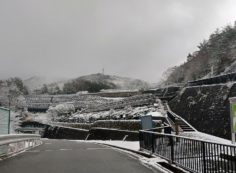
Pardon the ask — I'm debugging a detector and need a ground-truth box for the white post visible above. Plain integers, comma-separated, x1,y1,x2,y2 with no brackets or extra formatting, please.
211,66,214,77
229,97,236,144
232,133,235,144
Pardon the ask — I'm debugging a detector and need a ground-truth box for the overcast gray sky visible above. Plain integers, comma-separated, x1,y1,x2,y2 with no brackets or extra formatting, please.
0,0,236,82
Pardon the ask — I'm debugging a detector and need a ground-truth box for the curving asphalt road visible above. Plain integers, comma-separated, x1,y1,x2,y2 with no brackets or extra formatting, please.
0,139,161,173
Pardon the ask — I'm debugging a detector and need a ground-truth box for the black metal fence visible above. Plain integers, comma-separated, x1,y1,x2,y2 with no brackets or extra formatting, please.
139,130,236,173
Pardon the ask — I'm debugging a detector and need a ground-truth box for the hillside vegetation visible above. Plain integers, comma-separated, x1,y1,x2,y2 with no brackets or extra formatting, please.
0,77,28,108
164,23,236,85
62,78,116,94
34,73,149,94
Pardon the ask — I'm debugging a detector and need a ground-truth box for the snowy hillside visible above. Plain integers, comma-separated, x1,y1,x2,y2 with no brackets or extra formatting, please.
163,24,236,85
24,76,69,91
24,73,150,94
0,78,28,108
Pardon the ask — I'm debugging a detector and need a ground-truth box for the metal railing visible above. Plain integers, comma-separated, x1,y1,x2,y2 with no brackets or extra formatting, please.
188,72,236,86
139,130,236,173
165,103,197,132
0,134,41,158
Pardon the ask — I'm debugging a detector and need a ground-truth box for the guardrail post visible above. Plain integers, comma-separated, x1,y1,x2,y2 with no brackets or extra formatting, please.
201,141,206,173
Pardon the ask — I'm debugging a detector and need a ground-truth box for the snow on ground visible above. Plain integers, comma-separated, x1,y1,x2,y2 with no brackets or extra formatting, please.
70,105,162,123
139,157,172,173
180,131,233,145
88,132,234,152
146,111,164,118
102,97,124,101
100,89,139,93
84,140,140,151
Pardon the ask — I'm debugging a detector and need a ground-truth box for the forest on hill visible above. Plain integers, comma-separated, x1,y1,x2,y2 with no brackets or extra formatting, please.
163,23,236,85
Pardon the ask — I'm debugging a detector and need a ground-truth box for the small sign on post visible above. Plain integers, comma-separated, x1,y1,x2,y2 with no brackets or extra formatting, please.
229,97,236,144
140,115,153,130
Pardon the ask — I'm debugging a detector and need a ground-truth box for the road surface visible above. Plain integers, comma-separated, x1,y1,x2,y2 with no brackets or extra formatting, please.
0,139,161,173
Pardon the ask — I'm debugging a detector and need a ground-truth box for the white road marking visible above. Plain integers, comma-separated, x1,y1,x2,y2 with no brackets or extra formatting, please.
86,148,112,150
59,149,72,151
44,143,52,145
26,150,40,153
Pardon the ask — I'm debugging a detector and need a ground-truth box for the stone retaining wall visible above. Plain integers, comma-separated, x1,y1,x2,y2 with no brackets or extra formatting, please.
169,83,236,139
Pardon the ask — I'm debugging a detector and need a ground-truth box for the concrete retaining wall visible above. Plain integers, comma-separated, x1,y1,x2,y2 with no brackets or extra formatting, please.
41,119,161,140
43,125,89,140
87,128,139,141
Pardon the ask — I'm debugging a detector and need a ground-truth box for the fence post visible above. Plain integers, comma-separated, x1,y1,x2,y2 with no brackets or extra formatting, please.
139,131,142,150
151,133,155,153
170,136,174,163
201,141,206,173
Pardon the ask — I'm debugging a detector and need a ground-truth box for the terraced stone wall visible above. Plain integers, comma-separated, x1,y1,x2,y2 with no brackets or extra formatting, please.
51,120,161,131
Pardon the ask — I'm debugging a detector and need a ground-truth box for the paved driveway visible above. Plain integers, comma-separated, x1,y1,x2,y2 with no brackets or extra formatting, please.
0,139,161,173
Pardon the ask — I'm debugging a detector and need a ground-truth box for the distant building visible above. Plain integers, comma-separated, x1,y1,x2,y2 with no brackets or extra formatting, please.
16,121,46,135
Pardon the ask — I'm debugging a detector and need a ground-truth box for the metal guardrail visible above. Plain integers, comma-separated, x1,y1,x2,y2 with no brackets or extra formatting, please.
188,72,236,86
0,134,42,158
145,125,172,134
139,130,236,173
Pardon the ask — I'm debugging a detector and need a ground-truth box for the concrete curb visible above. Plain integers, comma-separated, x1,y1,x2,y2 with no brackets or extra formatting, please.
99,143,154,158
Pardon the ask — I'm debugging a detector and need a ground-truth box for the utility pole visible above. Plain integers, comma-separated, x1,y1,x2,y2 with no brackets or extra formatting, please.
7,94,11,134
102,68,105,75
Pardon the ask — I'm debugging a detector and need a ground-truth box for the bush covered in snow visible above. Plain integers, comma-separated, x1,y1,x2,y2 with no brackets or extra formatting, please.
48,103,75,116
